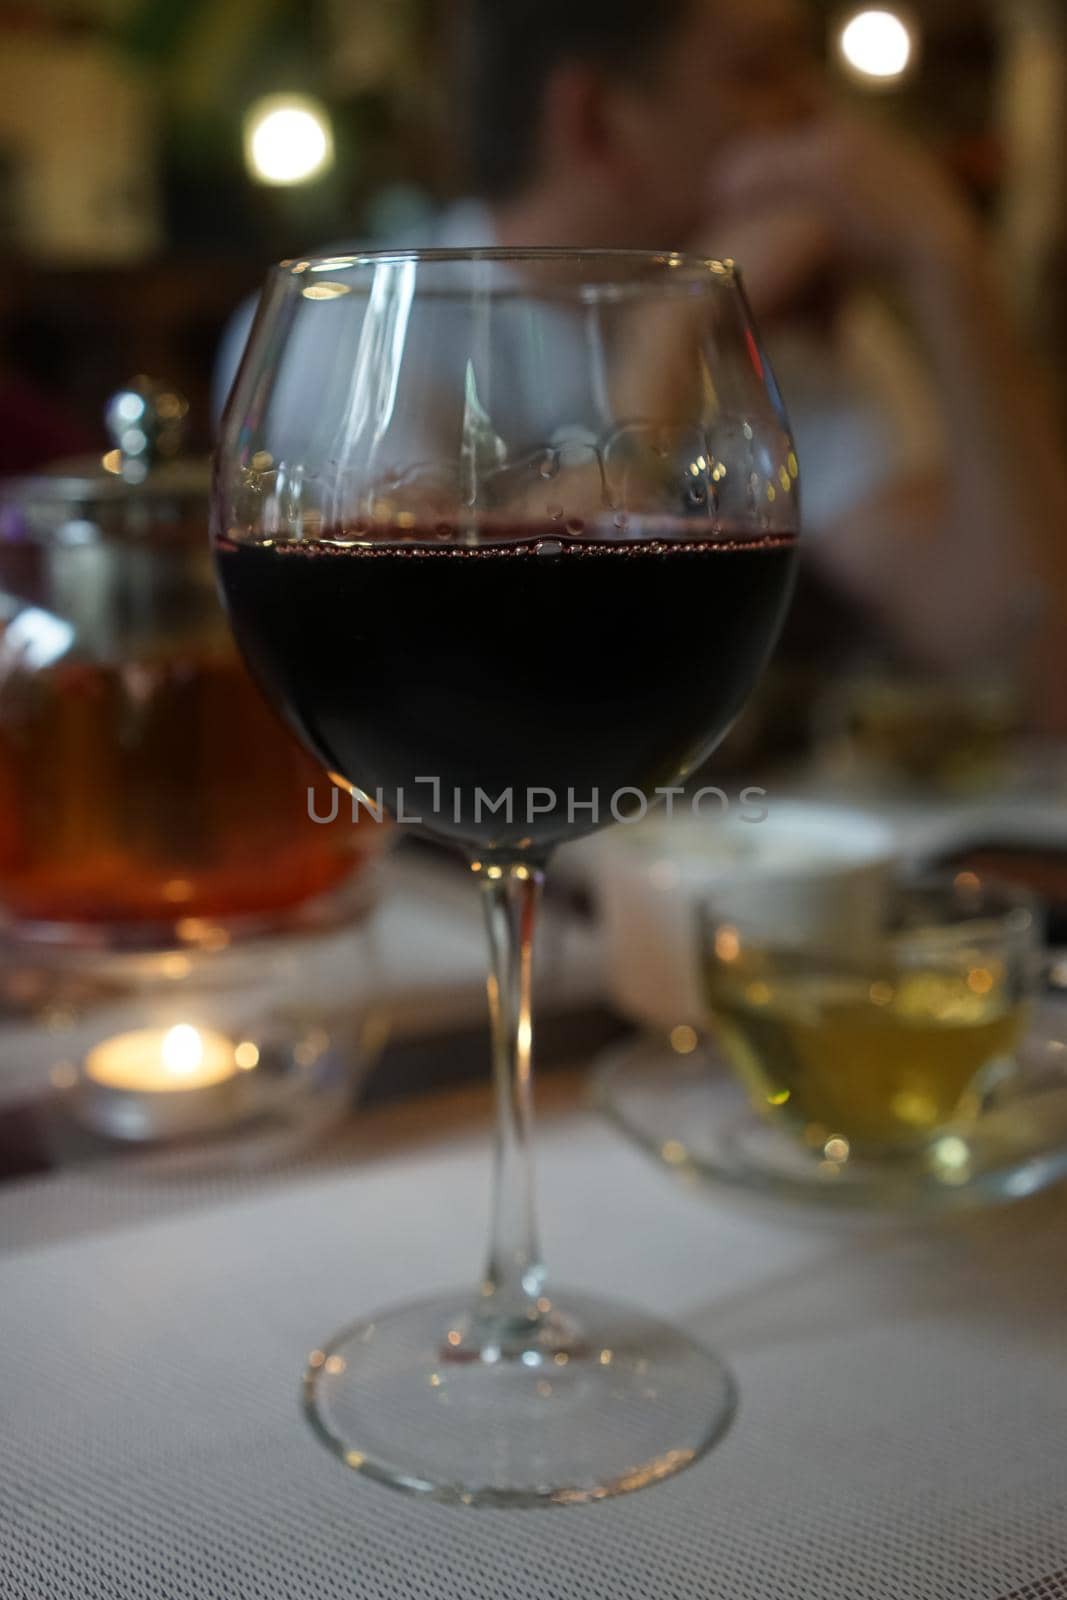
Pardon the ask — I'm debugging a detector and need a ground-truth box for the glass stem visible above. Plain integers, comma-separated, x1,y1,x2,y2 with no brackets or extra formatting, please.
473,858,547,1328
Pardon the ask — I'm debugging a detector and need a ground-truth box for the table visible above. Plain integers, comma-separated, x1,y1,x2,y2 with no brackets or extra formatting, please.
2,1073,1066,1600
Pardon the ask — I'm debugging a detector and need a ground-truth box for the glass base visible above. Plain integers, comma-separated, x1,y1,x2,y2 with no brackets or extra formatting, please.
303,1288,735,1506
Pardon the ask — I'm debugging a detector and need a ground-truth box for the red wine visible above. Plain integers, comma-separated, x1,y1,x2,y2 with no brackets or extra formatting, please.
216,525,796,853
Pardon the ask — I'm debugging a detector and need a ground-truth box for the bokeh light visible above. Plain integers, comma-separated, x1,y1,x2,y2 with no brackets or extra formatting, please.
244,95,334,186
837,8,916,84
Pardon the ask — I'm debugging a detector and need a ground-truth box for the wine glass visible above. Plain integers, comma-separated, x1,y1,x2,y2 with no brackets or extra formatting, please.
213,248,799,1506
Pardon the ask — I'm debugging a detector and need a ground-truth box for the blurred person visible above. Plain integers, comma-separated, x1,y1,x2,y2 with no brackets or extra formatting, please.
217,0,1067,728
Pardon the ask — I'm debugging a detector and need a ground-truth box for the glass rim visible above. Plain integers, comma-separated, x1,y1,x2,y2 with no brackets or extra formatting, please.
271,246,741,288
698,869,1042,964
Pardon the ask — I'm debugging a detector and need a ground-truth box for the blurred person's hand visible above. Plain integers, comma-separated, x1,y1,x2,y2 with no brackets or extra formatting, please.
699,207,837,322
705,110,977,296
699,106,1067,731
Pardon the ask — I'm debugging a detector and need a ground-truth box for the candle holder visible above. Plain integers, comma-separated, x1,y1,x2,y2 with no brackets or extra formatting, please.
3,878,387,1158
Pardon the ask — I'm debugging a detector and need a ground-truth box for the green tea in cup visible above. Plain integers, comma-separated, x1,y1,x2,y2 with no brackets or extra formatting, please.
700,877,1038,1159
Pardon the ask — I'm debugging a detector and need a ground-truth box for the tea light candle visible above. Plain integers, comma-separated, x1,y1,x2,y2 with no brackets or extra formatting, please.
78,1023,250,1141
86,1023,235,1090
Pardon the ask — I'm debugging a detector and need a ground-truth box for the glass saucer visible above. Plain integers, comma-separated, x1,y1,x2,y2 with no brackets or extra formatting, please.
595,1002,1067,1214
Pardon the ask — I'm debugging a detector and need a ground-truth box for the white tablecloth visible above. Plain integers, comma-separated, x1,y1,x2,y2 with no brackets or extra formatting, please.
1,1100,1066,1600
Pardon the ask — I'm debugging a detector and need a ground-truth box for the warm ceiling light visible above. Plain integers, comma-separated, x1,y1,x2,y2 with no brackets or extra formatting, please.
244,94,334,186
837,8,916,85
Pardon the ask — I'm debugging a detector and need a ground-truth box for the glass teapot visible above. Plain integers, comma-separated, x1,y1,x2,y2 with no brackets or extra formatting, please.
0,379,382,946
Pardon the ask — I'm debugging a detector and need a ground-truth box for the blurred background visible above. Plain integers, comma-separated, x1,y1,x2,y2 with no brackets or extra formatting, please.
0,0,448,456
0,0,1064,454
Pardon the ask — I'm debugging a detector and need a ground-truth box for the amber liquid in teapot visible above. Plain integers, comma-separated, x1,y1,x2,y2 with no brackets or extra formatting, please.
0,523,380,936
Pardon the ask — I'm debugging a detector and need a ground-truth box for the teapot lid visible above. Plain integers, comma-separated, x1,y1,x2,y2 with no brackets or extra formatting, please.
1,377,208,509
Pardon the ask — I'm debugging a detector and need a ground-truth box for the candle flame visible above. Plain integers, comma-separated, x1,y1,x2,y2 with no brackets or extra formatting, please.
161,1024,204,1078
